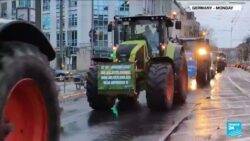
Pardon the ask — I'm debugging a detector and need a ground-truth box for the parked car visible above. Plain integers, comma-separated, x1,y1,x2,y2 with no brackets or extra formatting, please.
51,69,73,81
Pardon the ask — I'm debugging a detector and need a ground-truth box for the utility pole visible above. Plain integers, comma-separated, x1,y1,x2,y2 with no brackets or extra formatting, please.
90,0,94,63
59,0,65,69
91,0,94,48
35,0,41,29
230,22,233,49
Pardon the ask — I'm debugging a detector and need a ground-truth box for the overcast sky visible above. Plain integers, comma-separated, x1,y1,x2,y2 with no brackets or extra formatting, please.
178,1,250,48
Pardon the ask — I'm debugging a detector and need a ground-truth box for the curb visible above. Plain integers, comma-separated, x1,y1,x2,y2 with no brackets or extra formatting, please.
159,106,195,141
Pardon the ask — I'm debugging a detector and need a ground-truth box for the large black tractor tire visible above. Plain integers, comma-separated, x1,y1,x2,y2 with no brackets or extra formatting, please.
0,42,60,141
196,66,210,87
174,54,188,104
86,66,115,110
146,63,174,110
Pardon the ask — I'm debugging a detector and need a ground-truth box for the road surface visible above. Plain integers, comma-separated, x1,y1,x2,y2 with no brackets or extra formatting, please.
60,67,250,141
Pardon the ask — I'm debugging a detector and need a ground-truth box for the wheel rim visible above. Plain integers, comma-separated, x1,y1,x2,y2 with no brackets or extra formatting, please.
165,67,174,106
3,78,48,141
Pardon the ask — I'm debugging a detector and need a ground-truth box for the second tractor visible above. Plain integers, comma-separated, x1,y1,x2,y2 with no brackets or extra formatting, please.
86,15,188,110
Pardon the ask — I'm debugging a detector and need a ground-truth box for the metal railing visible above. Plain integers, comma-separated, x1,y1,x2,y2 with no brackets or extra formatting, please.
55,74,86,101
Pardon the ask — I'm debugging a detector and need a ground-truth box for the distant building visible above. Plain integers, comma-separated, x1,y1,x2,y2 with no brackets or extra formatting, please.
0,0,200,70
182,12,200,38
220,48,238,64
129,0,200,39
0,0,35,22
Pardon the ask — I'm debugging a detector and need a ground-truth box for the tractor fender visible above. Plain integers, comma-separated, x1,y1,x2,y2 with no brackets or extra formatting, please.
0,20,55,61
149,57,174,68
147,57,174,75
173,44,185,60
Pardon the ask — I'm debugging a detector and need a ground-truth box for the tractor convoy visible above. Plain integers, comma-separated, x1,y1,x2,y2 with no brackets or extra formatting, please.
0,15,223,141
86,15,188,110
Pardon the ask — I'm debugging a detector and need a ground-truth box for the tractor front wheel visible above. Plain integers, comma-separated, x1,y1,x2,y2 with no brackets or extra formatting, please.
0,42,60,141
174,54,188,104
146,63,174,110
196,62,210,87
86,66,115,110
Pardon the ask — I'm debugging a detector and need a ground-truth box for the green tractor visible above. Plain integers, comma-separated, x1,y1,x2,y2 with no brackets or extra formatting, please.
86,15,188,111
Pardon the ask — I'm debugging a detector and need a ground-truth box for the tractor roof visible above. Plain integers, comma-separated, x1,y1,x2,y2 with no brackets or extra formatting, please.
179,37,204,41
120,15,173,23
0,19,55,61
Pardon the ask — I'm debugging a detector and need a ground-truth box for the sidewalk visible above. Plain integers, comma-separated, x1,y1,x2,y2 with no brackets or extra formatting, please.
56,81,85,103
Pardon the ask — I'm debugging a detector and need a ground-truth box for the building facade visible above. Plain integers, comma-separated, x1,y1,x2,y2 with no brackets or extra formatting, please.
0,0,199,70
0,0,35,22
129,0,200,39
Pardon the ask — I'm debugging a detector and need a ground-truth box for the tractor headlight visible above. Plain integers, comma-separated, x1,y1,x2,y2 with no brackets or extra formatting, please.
112,46,117,51
198,48,207,56
161,45,166,50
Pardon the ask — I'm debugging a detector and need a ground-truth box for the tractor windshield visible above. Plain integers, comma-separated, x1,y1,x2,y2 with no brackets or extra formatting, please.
121,20,160,52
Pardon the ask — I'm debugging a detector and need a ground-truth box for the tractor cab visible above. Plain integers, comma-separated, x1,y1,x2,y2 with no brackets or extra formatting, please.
109,15,179,60
86,15,187,111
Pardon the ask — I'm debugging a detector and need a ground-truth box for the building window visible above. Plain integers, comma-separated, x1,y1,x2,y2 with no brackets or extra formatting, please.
56,13,65,29
56,15,65,29
19,0,31,8
43,0,50,11
1,3,7,18
68,30,77,47
56,15,60,29
56,0,60,9
119,1,129,11
12,1,16,17
56,0,65,10
42,13,51,30
69,0,77,7
68,10,77,27
57,32,66,47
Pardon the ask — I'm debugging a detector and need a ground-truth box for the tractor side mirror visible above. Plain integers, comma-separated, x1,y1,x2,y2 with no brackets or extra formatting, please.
166,20,173,27
175,21,181,30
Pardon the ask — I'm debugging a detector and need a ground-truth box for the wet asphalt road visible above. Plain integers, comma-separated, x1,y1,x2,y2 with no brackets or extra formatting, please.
60,67,250,141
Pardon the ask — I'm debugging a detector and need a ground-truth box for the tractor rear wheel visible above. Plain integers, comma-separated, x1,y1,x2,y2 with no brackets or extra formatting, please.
174,54,188,104
196,61,211,88
146,63,174,110
86,66,115,110
0,42,60,141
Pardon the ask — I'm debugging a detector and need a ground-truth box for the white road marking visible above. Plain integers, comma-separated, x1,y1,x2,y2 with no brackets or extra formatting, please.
227,76,248,95
239,71,250,83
